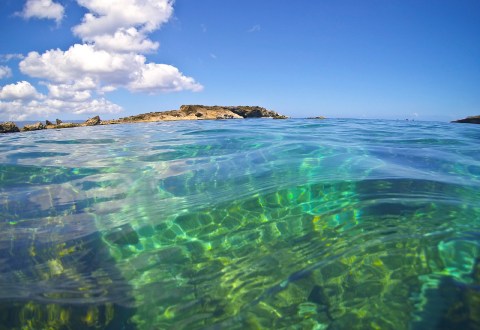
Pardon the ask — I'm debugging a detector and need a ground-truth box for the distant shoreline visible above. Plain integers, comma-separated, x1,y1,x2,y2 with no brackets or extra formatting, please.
0,105,290,134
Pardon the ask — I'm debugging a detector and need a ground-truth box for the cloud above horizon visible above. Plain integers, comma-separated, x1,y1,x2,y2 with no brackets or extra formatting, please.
20,0,65,23
1,0,202,120
0,66,12,79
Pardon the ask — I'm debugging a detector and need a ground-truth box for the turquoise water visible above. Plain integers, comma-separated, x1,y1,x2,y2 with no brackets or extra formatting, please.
0,119,479,329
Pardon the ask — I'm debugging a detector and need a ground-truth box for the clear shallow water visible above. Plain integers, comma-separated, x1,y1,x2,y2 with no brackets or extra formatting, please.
0,119,479,329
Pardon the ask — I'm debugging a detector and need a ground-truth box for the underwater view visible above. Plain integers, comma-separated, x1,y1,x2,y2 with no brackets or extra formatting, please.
1,119,479,329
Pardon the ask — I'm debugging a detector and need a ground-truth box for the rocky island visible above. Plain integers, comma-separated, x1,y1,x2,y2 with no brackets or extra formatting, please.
452,115,480,124
0,105,288,134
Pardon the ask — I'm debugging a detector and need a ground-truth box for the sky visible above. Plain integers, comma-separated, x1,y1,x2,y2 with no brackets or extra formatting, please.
0,0,479,122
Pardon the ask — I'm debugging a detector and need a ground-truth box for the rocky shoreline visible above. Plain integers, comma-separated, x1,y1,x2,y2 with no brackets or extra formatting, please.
0,105,288,134
451,115,480,124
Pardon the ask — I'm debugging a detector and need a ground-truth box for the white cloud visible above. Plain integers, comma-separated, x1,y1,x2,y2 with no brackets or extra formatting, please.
6,0,203,120
0,66,12,79
46,83,92,102
0,81,43,100
89,27,160,53
0,93,122,121
128,63,203,93
0,54,25,62
0,79,122,120
21,0,65,23
20,43,202,93
20,44,140,84
0,100,55,121
68,98,123,115
72,0,173,54
74,0,173,38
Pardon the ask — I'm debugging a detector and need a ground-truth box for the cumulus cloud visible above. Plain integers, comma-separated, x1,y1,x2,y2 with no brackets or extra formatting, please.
0,66,12,79
0,54,25,62
74,0,173,37
20,44,202,92
0,81,43,100
128,63,203,93
20,44,140,84
46,83,93,102
89,27,160,53
0,100,56,121
73,0,173,53
4,0,202,120
0,83,122,120
21,0,65,23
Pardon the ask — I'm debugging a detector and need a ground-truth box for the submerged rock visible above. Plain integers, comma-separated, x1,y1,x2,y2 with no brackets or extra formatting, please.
22,122,45,131
452,115,480,124
0,121,20,133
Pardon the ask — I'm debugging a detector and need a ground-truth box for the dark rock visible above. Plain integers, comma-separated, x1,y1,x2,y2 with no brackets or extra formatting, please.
45,120,53,126
452,115,480,124
195,112,203,117
22,122,45,131
56,119,62,125
0,122,20,133
307,116,326,119
84,115,101,126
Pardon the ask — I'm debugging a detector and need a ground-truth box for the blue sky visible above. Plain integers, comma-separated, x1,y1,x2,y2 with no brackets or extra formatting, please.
0,0,479,121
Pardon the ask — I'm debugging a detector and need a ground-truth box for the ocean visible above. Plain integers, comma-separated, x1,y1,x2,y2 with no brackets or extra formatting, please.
0,119,479,329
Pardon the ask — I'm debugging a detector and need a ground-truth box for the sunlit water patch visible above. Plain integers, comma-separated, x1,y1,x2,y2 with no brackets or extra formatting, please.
1,119,479,329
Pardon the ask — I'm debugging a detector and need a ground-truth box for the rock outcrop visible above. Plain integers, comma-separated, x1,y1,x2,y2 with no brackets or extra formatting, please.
0,121,20,133
104,105,288,125
56,122,80,129
45,122,80,129
22,122,45,131
180,105,288,119
452,116,480,124
307,116,326,119
1,105,288,134
84,116,101,126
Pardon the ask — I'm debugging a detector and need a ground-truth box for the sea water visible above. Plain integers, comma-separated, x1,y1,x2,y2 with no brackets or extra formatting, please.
0,119,479,329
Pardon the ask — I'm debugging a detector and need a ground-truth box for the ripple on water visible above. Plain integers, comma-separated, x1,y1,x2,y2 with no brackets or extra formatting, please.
0,119,479,329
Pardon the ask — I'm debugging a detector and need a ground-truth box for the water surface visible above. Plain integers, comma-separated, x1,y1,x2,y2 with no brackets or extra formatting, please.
1,119,479,329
